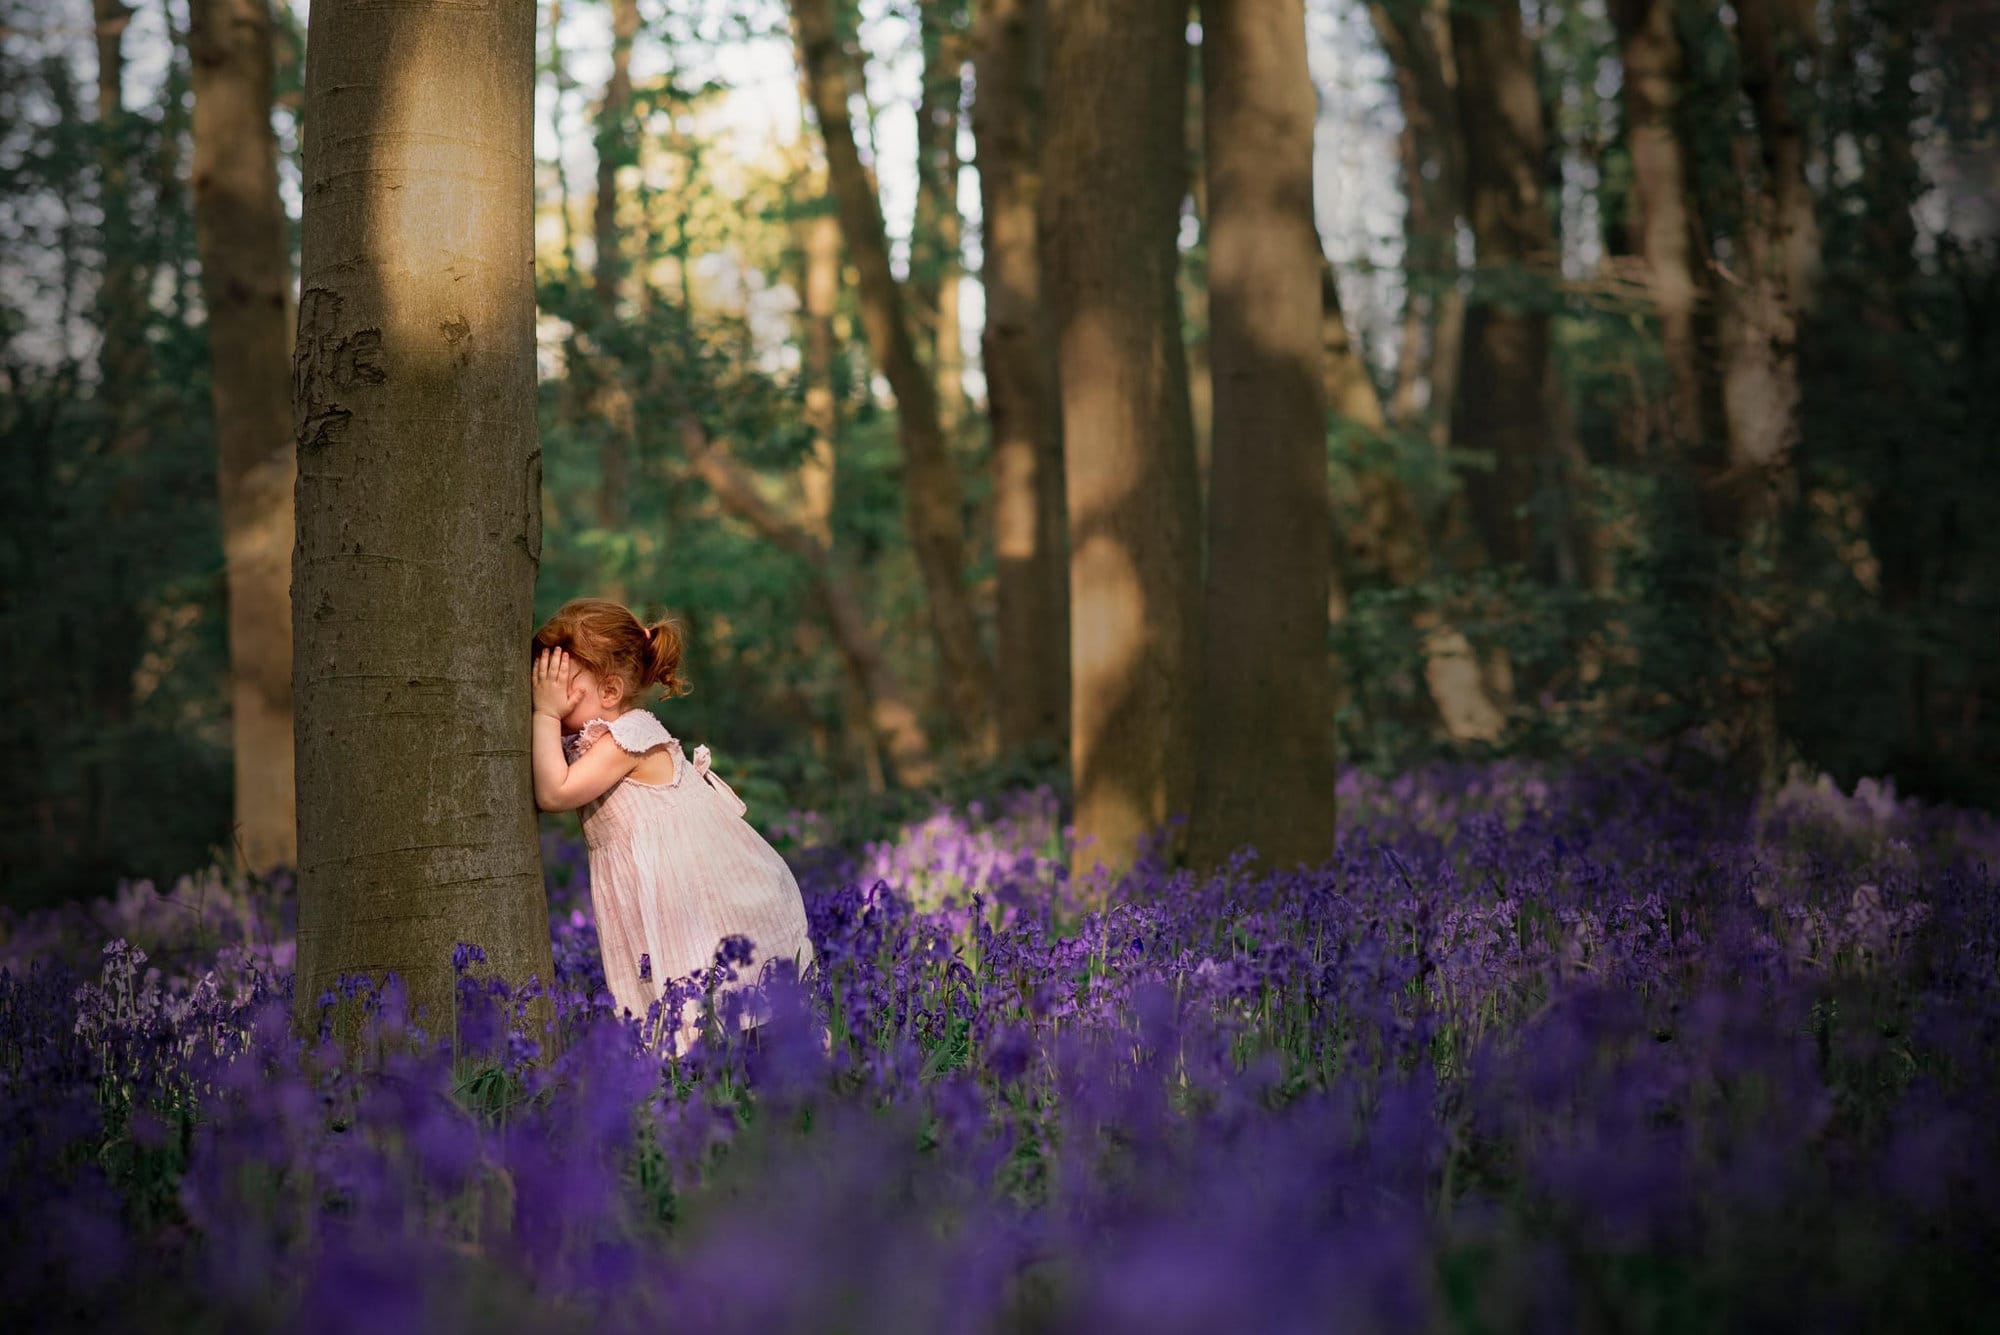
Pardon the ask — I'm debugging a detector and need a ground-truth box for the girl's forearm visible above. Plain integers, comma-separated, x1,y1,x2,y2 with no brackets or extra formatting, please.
531,713,569,809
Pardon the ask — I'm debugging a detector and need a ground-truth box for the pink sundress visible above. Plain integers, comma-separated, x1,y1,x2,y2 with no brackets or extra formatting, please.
563,711,814,1032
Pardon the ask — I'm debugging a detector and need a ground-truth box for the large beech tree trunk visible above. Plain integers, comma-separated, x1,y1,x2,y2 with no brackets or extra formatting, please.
972,0,1069,756
1447,0,1596,584
189,0,297,872
1189,0,1335,870
290,0,554,1032
792,0,995,746
1042,0,1202,880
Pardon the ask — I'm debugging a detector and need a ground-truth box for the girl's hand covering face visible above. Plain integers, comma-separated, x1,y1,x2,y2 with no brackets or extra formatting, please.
532,647,585,719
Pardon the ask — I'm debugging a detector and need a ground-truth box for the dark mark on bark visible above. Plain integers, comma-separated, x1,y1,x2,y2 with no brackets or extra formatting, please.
294,287,388,451
441,314,471,344
523,449,543,562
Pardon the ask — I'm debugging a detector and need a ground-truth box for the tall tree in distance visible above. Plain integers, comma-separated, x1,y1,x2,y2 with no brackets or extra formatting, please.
912,0,968,434
188,0,297,871
1042,0,1202,880
792,0,996,750
795,199,841,549
1189,0,1335,869
290,0,555,1031
1710,0,1823,781
1447,0,1596,585
972,0,1068,756
1367,0,1463,441
93,0,148,442
589,0,640,546
1610,0,1714,452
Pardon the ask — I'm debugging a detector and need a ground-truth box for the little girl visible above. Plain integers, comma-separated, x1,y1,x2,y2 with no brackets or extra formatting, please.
529,597,814,1044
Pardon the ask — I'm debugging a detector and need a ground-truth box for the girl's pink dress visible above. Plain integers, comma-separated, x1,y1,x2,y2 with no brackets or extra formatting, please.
564,711,814,1029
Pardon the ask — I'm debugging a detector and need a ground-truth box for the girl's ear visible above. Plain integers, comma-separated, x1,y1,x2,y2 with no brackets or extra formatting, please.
600,674,624,707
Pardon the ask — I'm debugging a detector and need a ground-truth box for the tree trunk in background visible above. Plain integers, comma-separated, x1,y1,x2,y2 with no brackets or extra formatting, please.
1190,0,1335,870
1184,47,1212,483
87,0,151,864
189,0,297,872
1042,0,1202,881
1710,0,1822,782
793,0,996,748
1368,0,1462,439
547,0,581,278
1610,0,1712,451
791,193,935,785
913,5,967,434
1322,259,1385,433
1324,257,1423,589
1717,0,1818,511
290,0,554,1033
798,205,841,547
1713,0,1818,536
591,0,640,541
674,414,939,787
1734,0,1820,312
1447,0,1596,584
1932,0,1998,242
973,0,1069,757
94,0,148,430
936,128,965,436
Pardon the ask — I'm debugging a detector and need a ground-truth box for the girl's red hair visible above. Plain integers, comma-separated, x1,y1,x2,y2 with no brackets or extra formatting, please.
532,598,691,702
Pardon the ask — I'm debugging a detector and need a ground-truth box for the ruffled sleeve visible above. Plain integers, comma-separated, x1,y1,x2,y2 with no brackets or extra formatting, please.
563,711,673,763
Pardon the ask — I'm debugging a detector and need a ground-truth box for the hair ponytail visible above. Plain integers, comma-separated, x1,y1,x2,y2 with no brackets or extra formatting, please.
532,598,692,704
644,618,691,698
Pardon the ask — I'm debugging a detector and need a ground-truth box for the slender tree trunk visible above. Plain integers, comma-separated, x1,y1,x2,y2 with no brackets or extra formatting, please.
1714,0,1817,542
1189,0,1335,870
1042,0,1202,880
1368,0,1462,436
547,0,581,279
591,0,639,541
189,0,297,872
1708,0,1821,782
973,0,1068,757
1734,0,1820,309
674,413,938,786
1321,259,1384,434
94,0,148,429
936,129,964,436
1447,0,1596,584
793,0,995,746
1610,0,1711,451
87,0,151,863
798,205,841,547
1326,257,1424,588
1184,46,1213,484
1932,0,1998,242
290,0,554,1032
914,6,967,433
793,189,932,784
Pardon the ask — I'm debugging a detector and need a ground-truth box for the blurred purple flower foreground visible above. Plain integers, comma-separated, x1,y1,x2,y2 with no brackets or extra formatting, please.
4,763,1997,1332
